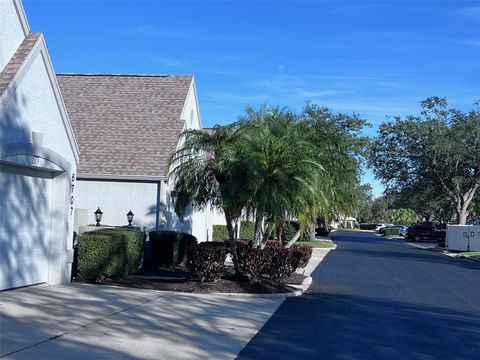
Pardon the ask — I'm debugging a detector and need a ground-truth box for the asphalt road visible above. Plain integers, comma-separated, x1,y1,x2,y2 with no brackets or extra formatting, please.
237,230,480,360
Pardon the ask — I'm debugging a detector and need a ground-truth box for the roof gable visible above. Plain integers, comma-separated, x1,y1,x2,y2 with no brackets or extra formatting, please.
57,74,193,178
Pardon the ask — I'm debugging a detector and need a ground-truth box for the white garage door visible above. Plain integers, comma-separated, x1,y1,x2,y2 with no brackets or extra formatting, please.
0,164,53,290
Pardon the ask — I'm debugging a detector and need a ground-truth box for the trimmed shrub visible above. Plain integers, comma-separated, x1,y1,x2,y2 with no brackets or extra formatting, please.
78,228,144,281
224,239,251,268
149,231,197,267
262,247,298,280
291,245,313,269
239,221,255,240
213,225,229,242
242,245,313,282
243,248,268,284
383,228,400,236
265,240,282,248
187,242,226,283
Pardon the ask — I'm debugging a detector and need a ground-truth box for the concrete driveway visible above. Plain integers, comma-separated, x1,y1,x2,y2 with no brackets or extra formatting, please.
1,284,283,359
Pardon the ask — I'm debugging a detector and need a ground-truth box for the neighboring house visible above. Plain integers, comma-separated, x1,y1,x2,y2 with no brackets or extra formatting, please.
57,74,212,241
0,0,79,290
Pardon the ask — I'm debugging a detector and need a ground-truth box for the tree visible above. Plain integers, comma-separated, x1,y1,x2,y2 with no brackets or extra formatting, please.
169,125,250,276
299,103,369,237
388,182,455,224
369,97,480,224
371,196,390,223
237,104,368,244
354,183,374,223
386,208,417,225
236,107,327,245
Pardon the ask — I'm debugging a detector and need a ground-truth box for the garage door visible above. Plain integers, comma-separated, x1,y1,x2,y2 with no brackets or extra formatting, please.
0,164,53,290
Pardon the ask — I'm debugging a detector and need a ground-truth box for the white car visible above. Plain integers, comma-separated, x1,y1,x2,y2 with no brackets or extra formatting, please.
399,226,409,237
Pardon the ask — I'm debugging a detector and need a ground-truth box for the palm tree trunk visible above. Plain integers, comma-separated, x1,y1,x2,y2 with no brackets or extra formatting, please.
253,211,263,247
225,211,241,277
277,219,285,245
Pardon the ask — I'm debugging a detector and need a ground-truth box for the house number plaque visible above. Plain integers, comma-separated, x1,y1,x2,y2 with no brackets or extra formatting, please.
70,173,75,215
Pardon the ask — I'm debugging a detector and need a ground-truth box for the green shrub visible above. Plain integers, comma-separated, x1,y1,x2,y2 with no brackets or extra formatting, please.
149,231,197,267
384,228,400,236
239,221,255,240
187,242,226,283
283,222,298,244
213,225,229,242
78,228,144,281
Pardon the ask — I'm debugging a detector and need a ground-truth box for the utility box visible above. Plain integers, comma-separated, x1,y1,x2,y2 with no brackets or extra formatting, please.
446,225,480,251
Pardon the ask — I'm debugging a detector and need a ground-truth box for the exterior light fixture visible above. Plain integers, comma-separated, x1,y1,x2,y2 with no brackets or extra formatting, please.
94,207,103,227
127,209,134,227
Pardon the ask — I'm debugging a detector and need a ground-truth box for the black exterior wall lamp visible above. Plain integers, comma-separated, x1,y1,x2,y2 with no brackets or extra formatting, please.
94,207,103,227
127,209,134,227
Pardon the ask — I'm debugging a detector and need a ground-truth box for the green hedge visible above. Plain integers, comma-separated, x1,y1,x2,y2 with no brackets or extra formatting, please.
239,221,255,240
149,231,197,267
78,228,144,281
213,225,229,242
283,222,298,244
384,228,400,236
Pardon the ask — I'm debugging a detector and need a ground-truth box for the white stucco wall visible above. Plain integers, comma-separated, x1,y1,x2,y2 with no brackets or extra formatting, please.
74,180,159,229
180,79,201,131
0,3,78,288
0,42,77,167
0,0,28,73
211,208,227,226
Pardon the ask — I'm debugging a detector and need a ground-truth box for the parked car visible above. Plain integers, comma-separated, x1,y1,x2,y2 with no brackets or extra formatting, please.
405,225,445,242
376,223,393,233
379,225,402,235
399,226,409,237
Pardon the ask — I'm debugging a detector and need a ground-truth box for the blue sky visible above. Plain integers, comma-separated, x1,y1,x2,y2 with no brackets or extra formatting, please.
23,0,480,197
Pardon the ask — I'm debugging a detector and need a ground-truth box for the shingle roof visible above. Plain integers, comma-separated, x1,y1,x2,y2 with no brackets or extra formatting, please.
57,74,193,178
0,32,41,100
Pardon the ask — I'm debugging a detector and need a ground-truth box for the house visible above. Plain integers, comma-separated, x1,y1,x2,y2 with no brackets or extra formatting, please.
0,0,79,290
57,74,213,241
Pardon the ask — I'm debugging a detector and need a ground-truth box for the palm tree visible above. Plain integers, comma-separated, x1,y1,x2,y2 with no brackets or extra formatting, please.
169,125,249,276
237,107,325,245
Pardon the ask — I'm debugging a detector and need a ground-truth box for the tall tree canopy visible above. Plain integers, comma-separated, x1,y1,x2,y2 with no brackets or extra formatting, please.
369,97,480,224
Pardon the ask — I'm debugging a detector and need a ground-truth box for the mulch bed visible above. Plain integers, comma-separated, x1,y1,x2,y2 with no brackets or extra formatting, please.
74,266,307,294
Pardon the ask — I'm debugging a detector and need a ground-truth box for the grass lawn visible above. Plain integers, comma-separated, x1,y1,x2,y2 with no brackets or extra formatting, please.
296,240,335,248
457,251,480,259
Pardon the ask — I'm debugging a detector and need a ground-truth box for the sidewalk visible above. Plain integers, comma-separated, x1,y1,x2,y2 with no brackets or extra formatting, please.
0,247,333,359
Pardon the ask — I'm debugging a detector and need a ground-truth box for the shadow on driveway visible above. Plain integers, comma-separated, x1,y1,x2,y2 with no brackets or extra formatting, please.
238,291,480,360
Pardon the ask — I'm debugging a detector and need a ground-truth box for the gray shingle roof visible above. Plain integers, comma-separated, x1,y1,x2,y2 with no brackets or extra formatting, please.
57,74,193,178
0,32,41,100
